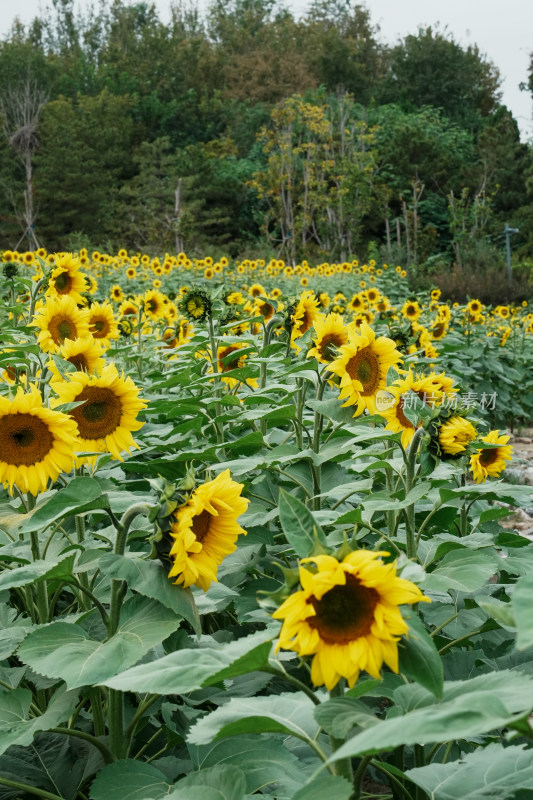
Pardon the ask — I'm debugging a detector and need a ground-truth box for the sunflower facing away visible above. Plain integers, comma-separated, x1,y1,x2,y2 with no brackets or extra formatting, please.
33,295,90,353
290,290,320,351
273,552,429,690
168,470,248,590
470,431,513,483
328,322,402,416
0,384,78,495
51,363,146,461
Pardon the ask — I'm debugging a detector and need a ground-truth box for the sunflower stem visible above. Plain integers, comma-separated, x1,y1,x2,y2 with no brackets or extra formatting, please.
404,427,425,560
329,682,354,791
459,471,468,537
0,777,65,800
29,529,49,624
260,318,277,437
207,313,224,444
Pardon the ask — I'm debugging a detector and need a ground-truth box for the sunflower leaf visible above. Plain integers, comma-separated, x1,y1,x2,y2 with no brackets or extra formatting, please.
511,573,533,650
19,476,109,533
398,609,443,699
0,685,79,757
90,759,171,800
278,488,326,557
289,774,354,800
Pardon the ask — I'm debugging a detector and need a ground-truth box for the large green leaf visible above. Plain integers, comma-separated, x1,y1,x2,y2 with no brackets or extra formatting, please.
512,573,533,650
289,774,354,800
314,697,378,739
327,670,533,763
405,743,533,799
278,488,326,556
0,553,73,591
101,629,274,694
398,610,443,699
19,477,109,533
423,549,499,593
172,765,246,800
188,736,307,796
188,692,319,746
90,759,171,800
18,596,180,689
0,686,79,756
99,553,200,633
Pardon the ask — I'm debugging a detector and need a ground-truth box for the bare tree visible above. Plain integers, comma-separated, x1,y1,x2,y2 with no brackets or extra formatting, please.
0,72,48,250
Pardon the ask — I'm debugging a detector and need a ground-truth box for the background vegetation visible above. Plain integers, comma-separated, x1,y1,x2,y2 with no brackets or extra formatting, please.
1,0,533,299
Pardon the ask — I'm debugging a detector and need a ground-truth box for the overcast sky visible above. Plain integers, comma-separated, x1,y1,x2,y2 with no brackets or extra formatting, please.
1,0,532,140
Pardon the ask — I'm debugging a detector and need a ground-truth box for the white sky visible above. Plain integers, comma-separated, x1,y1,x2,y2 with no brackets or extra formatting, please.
1,0,532,140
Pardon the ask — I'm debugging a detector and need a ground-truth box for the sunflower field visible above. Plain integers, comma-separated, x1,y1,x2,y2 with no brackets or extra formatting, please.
1,248,533,800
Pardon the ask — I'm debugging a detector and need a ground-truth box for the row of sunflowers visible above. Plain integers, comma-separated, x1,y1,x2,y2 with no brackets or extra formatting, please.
0,248,532,800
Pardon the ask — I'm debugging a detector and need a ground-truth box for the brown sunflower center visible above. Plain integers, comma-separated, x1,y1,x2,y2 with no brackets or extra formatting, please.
191,509,212,543
218,346,241,372
147,300,157,313
345,346,380,395
319,333,345,362
90,317,109,338
406,305,417,316
71,386,122,439
479,447,499,466
54,271,72,293
396,398,414,429
68,353,89,371
0,413,54,466
49,314,78,345
309,574,379,644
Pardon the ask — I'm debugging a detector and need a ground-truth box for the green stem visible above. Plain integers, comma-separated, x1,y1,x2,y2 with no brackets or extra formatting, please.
136,304,144,380
438,629,483,655
0,778,64,800
259,318,276,437
328,682,354,789
89,688,106,738
352,754,372,800
370,760,415,800
261,665,321,706
459,472,468,537
50,725,114,763
207,313,224,445
404,427,425,560
30,530,49,624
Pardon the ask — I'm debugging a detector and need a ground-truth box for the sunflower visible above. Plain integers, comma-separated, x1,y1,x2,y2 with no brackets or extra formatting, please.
438,416,477,456
328,323,402,416
401,300,422,321
32,295,91,353
430,319,449,340
215,344,257,389
470,431,513,483
88,301,120,347
168,470,248,590
273,552,429,690
51,363,146,462
144,289,167,322
119,299,139,318
180,288,212,322
46,253,87,305
0,385,78,495
110,285,124,303
307,313,349,364
48,336,106,383
290,290,320,350
379,369,442,447
126,267,136,279
466,299,483,317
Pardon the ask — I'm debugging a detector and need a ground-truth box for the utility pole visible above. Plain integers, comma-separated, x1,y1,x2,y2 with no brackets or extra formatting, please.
504,224,519,286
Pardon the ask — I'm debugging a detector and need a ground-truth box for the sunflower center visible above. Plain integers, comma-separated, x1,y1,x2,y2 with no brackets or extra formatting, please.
319,333,345,362
309,574,379,644
49,315,77,345
71,386,122,439
479,447,499,466
346,347,380,395
90,318,109,338
218,346,241,372
147,300,157,312
68,353,89,371
191,509,211,543
396,398,414,429
0,413,54,466
54,271,72,293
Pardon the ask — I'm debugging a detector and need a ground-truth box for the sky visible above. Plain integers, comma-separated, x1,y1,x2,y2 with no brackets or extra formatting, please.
1,0,532,140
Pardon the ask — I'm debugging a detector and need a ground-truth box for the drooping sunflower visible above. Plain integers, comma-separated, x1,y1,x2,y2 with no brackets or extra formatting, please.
307,313,349,364
32,295,91,353
273,552,429,690
168,470,248,590
328,322,403,416
87,301,120,347
0,384,78,495
47,336,106,383
51,363,146,462
438,415,477,456
46,253,87,305
470,431,513,483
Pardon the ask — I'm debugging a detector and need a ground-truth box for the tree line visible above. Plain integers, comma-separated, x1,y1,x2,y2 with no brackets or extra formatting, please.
0,0,532,279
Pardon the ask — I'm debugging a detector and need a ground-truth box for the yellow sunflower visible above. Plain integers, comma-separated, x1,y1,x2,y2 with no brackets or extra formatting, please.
273,552,429,690
215,344,257,389
168,470,248,590
0,384,78,495
88,301,120,347
401,300,422,321
47,336,106,383
46,253,87,305
290,290,320,350
110,285,124,303
379,369,442,447
32,295,90,353
470,431,513,483
438,416,477,456
119,299,139,318
307,313,349,364
328,323,402,416
51,363,146,461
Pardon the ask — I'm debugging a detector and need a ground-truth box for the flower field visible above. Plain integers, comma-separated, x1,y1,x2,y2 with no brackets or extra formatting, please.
1,248,533,800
